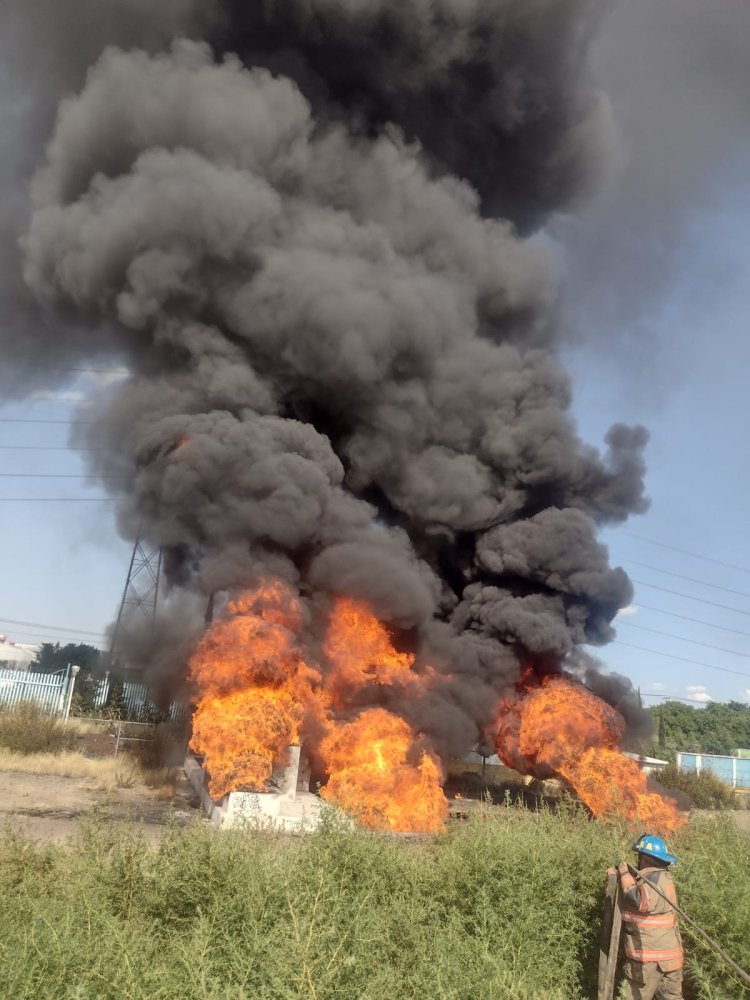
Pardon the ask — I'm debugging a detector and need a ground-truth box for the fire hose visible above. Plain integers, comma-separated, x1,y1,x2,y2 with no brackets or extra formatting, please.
627,865,750,990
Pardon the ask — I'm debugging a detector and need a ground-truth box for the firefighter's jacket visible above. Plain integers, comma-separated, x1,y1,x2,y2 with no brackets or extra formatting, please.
619,866,684,972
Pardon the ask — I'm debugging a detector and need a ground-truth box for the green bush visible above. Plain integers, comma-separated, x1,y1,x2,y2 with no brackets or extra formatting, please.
0,701,76,755
0,807,746,1000
673,814,750,999
658,763,739,810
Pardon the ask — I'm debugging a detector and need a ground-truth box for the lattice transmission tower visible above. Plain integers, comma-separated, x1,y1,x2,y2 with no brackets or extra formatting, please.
109,537,216,667
109,535,162,667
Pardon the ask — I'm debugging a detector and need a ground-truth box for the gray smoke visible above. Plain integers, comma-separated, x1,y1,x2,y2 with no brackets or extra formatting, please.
210,0,618,234
559,0,750,382
13,3,651,761
0,0,214,389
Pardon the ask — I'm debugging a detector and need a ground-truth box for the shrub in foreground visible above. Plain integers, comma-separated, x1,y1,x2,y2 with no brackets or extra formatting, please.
0,701,76,755
0,807,747,1000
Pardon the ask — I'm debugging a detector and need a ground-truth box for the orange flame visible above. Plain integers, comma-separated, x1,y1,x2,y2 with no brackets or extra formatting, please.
188,580,323,799
324,597,421,700
495,675,685,834
188,581,446,833
191,688,304,798
320,708,448,834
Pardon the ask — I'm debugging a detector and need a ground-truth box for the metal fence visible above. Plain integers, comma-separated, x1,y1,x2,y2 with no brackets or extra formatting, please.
677,751,750,790
0,666,71,715
0,666,188,722
89,676,188,722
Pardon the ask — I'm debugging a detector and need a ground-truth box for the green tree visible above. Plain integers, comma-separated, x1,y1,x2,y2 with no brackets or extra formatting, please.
648,700,750,756
31,642,102,676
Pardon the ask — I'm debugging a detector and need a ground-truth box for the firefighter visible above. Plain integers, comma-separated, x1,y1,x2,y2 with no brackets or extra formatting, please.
614,834,684,1000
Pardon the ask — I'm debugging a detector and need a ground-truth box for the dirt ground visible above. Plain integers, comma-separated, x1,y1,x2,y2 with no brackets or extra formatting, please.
1,767,747,844
0,767,203,843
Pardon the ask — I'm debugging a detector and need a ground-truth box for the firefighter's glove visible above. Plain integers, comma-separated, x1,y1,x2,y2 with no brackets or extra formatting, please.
616,862,637,889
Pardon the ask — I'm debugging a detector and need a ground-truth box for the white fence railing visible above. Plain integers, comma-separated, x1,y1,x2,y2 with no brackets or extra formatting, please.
89,676,188,722
0,667,188,722
0,666,71,716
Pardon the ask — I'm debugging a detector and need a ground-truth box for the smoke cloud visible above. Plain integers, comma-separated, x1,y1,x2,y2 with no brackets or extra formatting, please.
559,0,750,381
10,2,651,761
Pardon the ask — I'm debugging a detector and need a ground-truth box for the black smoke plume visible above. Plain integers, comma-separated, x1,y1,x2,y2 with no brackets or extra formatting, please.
14,1,651,760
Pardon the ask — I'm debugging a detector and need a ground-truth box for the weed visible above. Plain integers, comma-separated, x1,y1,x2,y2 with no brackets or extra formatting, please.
658,763,739,810
0,747,178,793
0,806,746,999
113,765,139,789
129,721,188,771
0,701,76,755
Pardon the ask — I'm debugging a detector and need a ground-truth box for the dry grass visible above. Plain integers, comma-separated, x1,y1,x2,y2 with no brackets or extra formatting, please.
0,747,175,792
0,701,77,755
65,717,113,736
0,706,181,794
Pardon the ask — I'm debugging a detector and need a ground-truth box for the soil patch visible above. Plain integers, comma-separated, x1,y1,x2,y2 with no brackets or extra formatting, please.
0,767,202,843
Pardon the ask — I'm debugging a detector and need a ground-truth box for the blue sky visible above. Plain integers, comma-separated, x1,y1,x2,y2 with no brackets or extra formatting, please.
564,193,750,707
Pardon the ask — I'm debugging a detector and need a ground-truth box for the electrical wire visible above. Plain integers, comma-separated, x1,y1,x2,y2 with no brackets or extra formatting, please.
3,441,750,698
0,616,106,637
623,532,750,576
632,604,750,640
0,497,121,502
631,580,750,619
627,560,750,601
0,418,93,424
0,629,106,645
618,621,750,660
639,694,718,706
613,641,750,680
0,474,124,479
0,445,112,451
19,366,128,375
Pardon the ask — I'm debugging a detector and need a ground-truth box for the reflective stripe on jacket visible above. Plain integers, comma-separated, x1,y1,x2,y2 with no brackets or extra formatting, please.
619,867,684,972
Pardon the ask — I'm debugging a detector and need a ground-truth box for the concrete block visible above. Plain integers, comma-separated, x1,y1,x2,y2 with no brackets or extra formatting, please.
184,747,324,831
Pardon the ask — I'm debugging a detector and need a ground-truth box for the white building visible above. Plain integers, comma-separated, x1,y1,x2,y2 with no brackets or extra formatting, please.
0,634,39,671
623,751,670,775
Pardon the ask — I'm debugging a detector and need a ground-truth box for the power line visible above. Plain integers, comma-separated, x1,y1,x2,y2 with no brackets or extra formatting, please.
640,693,717,706
0,418,94,424
614,641,750,680
633,604,750,640
632,580,750,619
0,445,113,451
0,497,121,502
0,616,106,637
628,561,750,601
0,629,106,645
0,474,124,479
619,621,750,660
20,366,128,375
623,532,750,576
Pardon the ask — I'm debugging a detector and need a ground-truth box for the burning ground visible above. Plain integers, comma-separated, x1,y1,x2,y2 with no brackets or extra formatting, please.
10,2,681,832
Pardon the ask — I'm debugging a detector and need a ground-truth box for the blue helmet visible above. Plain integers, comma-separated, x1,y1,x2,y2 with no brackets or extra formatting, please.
635,834,678,865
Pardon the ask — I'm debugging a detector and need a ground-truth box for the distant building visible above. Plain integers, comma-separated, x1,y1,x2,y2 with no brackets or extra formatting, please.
677,751,750,790
623,752,670,775
0,634,39,671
